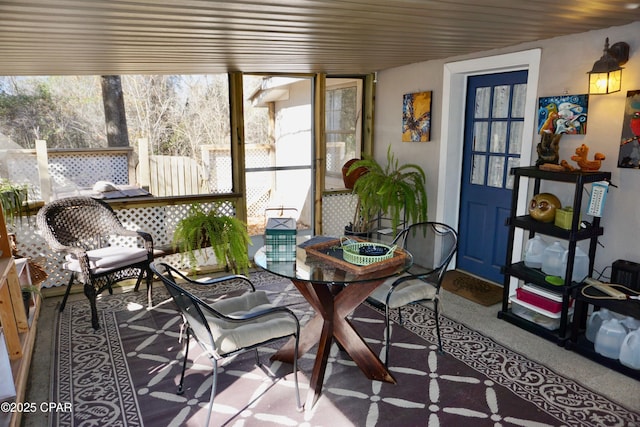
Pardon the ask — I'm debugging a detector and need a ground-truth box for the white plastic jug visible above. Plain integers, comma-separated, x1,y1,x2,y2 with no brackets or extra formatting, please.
561,246,589,282
595,318,627,359
524,235,548,269
586,308,612,342
619,329,640,370
542,241,566,277
621,316,640,333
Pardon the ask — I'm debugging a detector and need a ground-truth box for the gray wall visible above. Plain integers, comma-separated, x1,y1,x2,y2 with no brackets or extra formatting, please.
374,21,640,278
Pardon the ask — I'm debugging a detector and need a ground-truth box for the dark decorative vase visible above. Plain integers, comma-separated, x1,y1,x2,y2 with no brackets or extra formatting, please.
341,159,368,189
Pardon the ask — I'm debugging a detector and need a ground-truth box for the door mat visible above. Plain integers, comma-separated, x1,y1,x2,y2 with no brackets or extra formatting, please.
441,269,503,306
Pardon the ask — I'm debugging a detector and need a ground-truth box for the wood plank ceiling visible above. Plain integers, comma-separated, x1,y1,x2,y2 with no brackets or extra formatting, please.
0,0,638,76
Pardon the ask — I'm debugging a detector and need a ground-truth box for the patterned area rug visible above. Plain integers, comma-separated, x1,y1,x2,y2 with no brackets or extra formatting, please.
51,271,639,426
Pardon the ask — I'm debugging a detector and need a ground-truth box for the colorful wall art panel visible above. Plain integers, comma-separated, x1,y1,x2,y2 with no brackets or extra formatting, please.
402,91,432,142
538,94,589,135
617,90,640,169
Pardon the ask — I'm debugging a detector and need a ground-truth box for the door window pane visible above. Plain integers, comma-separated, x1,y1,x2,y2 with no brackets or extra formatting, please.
475,87,491,118
471,155,486,185
509,121,523,154
511,84,527,118
506,157,520,189
473,122,488,151
324,78,363,190
490,121,507,153
492,85,511,118
488,156,505,188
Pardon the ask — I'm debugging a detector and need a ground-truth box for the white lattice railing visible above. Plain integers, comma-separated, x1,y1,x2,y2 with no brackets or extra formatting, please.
322,191,357,237
2,145,355,288
2,142,275,216
12,193,354,289
0,146,134,202
10,199,233,288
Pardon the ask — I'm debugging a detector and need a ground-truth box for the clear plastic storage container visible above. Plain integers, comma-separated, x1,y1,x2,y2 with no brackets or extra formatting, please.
509,295,569,331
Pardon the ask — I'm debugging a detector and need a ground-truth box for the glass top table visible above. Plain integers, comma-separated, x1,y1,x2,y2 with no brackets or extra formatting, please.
254,235,413,283
254,235,413,409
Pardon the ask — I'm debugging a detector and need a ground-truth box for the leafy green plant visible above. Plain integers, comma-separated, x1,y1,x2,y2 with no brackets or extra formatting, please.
347,145,428,236
0,178,29,225
172,204,252,274
21,284,42,297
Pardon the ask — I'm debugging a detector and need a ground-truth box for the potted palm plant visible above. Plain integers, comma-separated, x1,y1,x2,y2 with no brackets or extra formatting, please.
172,203,252,274
346,146,428,237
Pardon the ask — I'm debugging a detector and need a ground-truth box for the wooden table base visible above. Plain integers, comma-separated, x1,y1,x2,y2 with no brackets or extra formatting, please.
271,278,396,409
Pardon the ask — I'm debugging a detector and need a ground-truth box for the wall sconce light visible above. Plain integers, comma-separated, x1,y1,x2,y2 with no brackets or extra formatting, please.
587,38,630,95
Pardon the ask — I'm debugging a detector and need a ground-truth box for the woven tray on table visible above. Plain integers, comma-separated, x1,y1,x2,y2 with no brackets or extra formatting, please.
341,239,396,266
303,237,407,274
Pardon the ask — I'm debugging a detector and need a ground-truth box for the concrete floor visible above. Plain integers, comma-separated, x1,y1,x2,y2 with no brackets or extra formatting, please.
21,280,640,426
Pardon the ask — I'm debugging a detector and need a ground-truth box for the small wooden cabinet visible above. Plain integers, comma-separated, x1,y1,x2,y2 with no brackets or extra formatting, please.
0,209,41,427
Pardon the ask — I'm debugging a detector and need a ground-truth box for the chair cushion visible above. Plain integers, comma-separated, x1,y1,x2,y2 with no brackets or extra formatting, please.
64,246,149,274
203,290,297,355
368,274,437,309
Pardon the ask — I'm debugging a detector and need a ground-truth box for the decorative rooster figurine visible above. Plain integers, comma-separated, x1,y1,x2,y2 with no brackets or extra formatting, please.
570,144,605,171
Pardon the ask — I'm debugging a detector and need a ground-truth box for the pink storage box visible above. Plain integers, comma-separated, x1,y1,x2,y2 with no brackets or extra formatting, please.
515,286,572,314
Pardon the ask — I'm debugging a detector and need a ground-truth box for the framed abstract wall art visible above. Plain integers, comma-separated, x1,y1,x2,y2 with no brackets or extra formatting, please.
537,94,589,135
402,91,432,142
617,90,640,169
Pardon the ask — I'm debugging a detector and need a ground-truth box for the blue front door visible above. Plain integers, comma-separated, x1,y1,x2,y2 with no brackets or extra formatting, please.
457,71,528,283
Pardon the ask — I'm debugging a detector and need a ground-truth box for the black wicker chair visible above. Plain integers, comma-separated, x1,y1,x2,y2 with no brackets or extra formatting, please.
37,196,154,329
368,222,458,363
151,262,302,425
